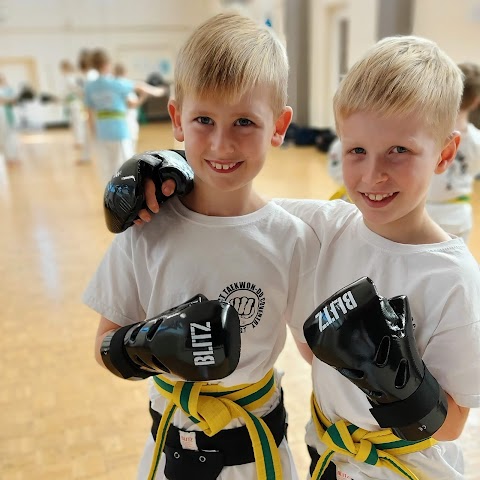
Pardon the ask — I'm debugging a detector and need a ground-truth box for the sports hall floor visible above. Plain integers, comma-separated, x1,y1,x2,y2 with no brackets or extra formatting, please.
1,122,479,479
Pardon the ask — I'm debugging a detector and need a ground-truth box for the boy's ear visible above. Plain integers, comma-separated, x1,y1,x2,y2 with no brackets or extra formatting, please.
271,106,293,147
435,131,461,174
168,99,184,142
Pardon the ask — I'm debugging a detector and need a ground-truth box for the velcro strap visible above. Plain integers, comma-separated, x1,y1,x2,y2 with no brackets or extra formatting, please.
107,325,150,379
369,368,440,428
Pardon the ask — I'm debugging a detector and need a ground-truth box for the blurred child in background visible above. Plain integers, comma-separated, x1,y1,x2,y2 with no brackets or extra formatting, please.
113,62,168,154
426,62,480,243
0,73,20,166
59,59,90,164
85,49,167,184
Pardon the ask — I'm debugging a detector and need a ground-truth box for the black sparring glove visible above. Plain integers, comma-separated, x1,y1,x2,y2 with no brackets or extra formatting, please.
304,277,448,441
104,150,193,233
101,294,241,382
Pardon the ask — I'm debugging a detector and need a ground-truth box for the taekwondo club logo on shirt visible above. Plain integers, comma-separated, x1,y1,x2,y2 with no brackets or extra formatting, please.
218,281,265,333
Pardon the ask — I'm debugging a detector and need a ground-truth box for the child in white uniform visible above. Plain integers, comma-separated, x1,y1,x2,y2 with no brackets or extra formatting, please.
326,138,348,201
426,62,480,243
83,13,319,480
0,73,20,164
279,37,480,480
59,59,90,163
136,35,480,480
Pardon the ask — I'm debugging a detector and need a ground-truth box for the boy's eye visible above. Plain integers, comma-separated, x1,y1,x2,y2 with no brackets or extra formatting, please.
392,146,408,153
196,116,213,125
235,118,253,127
350,147,366,154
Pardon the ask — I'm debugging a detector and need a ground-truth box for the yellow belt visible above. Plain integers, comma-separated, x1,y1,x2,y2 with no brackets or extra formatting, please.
329,186,351,202
149,369,283,480
96,110,126,119
310,394,436,480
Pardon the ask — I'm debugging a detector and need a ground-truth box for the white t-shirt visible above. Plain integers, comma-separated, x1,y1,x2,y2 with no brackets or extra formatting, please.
427,123,480,237
83,195,319,421
277,198,480,480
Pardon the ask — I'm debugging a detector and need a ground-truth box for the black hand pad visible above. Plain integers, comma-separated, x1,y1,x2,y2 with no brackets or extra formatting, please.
104,150,193,233
102,294,242,382
304,277,447,440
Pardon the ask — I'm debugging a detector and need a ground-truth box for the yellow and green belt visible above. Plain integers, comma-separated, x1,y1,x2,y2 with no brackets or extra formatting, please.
148,368,283,480
310,394,436,480
96,110,126,120
446,195,471,203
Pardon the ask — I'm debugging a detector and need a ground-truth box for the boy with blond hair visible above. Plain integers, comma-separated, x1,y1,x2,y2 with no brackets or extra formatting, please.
83,13,319,480
327,61,480,243
132,35,480,479
285,36,480,480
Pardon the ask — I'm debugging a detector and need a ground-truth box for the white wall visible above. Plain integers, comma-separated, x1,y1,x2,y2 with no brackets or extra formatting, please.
0,0,216,95
0,0,286,99
412,0,480,63
308,0,480,129
308,0,378,128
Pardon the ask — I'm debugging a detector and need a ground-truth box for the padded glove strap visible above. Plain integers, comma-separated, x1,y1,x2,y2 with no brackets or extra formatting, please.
370,367,448,440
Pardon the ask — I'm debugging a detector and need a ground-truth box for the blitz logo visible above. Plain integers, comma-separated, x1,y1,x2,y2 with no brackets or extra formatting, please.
316,290,357,332
190,322,215,366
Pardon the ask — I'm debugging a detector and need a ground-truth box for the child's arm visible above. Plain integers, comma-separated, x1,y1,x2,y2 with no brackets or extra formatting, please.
95,316,121,366
134,81,168,98
295,339,313,364
433,395,469,441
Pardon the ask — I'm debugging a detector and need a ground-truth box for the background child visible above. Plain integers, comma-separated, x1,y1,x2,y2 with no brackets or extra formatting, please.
0,73,20,165
426,62,480,243
59,59,90,164
85,49,164,185
113,62,143,154
83,13,319,480
134,35,480,480
326,137,348,201
84,48,137,185
113,62,168,154
75,49,98,164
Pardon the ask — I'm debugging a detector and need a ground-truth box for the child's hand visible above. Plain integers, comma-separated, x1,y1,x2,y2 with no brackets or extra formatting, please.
133,178,177,226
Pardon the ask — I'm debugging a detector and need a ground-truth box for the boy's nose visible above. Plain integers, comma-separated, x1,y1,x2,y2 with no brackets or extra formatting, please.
362,157,388,184
210,128,235,155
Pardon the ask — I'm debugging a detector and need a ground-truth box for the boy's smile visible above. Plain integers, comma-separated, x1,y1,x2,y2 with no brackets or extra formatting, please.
206,160,243,173
361,192,397,208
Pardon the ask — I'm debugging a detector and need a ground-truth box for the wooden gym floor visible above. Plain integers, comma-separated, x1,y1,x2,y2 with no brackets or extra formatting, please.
0,122,478,479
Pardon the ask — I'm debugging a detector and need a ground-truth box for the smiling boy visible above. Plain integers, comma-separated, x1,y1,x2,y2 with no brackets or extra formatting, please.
83,13,319,480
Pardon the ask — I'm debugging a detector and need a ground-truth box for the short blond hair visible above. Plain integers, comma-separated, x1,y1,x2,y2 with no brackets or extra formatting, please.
173,13,288,115
334,36,463,144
